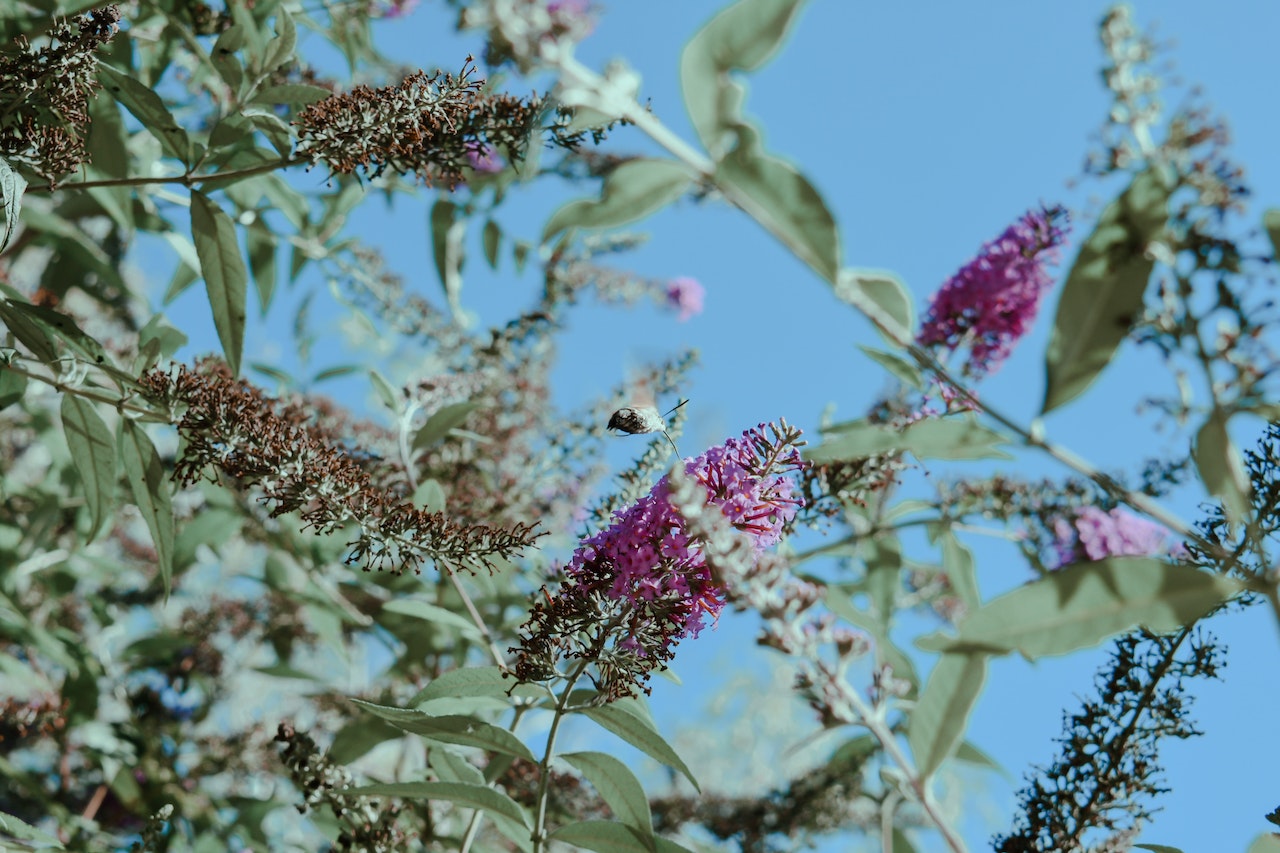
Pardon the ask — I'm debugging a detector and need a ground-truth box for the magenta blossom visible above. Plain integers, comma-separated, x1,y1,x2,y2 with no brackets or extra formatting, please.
513,422,805,698
1052,506,1184,567
917,204,1069,377
664,276,705,322
465,143,503,174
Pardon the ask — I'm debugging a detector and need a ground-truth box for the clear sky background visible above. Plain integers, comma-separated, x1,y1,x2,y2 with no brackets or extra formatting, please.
156,2,1280,850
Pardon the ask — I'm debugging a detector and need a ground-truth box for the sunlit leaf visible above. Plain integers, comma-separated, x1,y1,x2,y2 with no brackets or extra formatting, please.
1042,169,1169,414
917,558,1241,659
542,159,693,242
119,420,175,598
61,395,116,542
350,700,535,761
344,781,529,827
577,703,699,791
190,191,248,375
908,653,988,779
806,416,1011,463
562,752,654,841
680,0,808,157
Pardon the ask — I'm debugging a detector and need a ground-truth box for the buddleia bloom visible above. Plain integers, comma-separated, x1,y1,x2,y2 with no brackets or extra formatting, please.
917,204,1070,377
513,422,805,700
1052,506,1184,567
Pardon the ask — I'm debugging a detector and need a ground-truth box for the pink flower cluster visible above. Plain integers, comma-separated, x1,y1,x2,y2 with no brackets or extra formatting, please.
569,424,802,639
917,204,1069,377
664,276,705,322
1052,506,1183,567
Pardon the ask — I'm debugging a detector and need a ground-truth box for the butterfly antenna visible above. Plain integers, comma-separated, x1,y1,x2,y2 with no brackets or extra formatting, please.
662,398,689,418
661,430,681,459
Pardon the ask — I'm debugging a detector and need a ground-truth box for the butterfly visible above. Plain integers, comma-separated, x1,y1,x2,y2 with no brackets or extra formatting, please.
608,396,688,456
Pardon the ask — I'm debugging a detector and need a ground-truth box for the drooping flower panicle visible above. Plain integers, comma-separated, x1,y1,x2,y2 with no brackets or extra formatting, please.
664,276,705,322
917,204,1070,377
513,422,806,699
1052,506,1184,567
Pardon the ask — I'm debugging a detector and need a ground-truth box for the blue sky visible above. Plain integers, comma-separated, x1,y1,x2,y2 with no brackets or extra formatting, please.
158,2,1280,850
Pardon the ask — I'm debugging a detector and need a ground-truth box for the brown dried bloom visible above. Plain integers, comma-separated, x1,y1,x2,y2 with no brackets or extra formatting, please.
294,56,545,186
0,6,120,182
140,359,542,575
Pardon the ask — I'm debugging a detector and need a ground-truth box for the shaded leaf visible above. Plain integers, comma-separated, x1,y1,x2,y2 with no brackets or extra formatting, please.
0,368,26,410
1264,208,1280,261
806,416,1011,463
382,599,483,641
550,821,695,853
246,219,277,314
1193,411,1251,526
858,345,922,389
412,478,446,513
0,155,27,253
61,395,116,542
1135,845,1187,853
482,219,501,269
0,299,58,361
190,191,248,375
119,420,175,598
953,740,1003,773
253,83,332,105
430,198,459,300
328,718,402,765
917,558,1241,659
562,752,653,840
542,159,693,242
0,809,63,848
344,781,528,828
838,270,915,342
410,666,515,705
350,700,535,761
4,300,112,366
98,63,193,164
908,653,988,779
1043,169,1169,413
938,531,980,609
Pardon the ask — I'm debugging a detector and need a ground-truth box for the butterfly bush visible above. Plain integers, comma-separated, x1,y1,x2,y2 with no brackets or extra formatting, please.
1052,506,1185,566
513,421,805,699
917,204,1070,377
665,276,706,322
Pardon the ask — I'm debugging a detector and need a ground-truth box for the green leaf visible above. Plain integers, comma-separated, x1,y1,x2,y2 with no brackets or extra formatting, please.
1042,169,1169,414
561,752,653,841
368,369,400,412
1264,209,1280,261
916,558,1241,659
908,653,988,779
542,159,693,242
482,219,501,269
253,84,332,105
380,599,483,641
98,63,193,164
119,420,175,598
328,719,403,764
412,400,480,451
858,345,922,389
680,0,809,157
938,531,980,609
410,666,515,705
262,7,297,74
190,191,248,375
412,478,446,513
716,124,839,283
1193,411,1251,526
1246,835,1280,853
430,198,459,300
1135,845,1187,853
350,700,535,761
865,536,900,625
0,155,28,253
246,219,277,314
577,703,698,791
0,808,64,848
429,747,486,785
839,270,915,342
550,821,696,853
0,368,26,410
953,740,1003,773
806,416,1011,463
0,299,58,361
4,300,112,366
61,395,116,542
343,782,529,828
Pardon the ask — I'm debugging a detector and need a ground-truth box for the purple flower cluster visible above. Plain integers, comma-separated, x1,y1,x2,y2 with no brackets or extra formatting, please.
664,276,705,322
513,423,805,698
465,142,504,174
1052,506,1183,567
917,204,1069,377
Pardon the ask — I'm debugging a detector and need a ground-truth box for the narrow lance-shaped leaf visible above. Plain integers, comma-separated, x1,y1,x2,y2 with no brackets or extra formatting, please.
577,702,699,791
120,420,175,599
190,191,248,375
680,0,809,157
0,155,28,253
805,416,1011,463
1042,169,1170,414
837,269,915,345
550,821,696,853
350,700,535,761
908,652,988,779
98,64,194,164
542,159,693,242
1263,208,1280,261
916,558,1241,659
561,752,654,841
343,781,529,828
1193,411,1252,526
61,395,116,542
